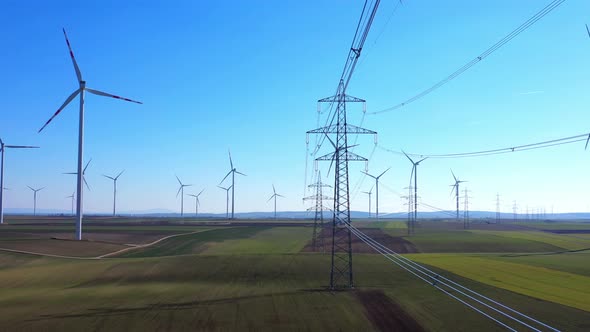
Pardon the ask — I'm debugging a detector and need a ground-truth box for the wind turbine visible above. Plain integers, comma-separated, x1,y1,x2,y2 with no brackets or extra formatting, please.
220,150,246,219
450,170,467,221
66,192,75,216
361,167,390,219
27,186,45,216
0,139,39,224
218,185,233,219
187,189,204,217
102,170,124,216
361,186,373,218
64,159,92,191
403,152,427,224
267,184,284,220
38,29,142,241
175,176,192,217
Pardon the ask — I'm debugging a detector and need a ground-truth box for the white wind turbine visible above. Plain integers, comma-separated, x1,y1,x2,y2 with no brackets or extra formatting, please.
267,184,284,220
66,192,75,216
175,176,192,217
38,29,141,240
220,151,246,219
187,189,205,217
102,170,124,216
0,139,39,224
27,186,45,216
218,185,233,219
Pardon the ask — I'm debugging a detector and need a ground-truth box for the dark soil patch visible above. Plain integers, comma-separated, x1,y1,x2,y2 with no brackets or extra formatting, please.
301,227,419,254
544,229,590,234
354,289,425,332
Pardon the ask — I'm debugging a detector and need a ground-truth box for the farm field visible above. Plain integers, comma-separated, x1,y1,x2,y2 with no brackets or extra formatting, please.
0,218,589,331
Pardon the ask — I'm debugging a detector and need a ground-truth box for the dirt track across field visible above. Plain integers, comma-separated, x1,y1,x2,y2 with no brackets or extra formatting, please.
354,289,425,332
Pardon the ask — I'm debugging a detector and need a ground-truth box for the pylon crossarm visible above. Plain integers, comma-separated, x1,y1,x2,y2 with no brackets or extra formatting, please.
318,94,365,103
307,124,376,135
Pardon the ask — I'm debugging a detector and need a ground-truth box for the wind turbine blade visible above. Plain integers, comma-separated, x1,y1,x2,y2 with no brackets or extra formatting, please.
277,194,285,198
217,185,227,190
38,89,80,132
185,184,193,187
175,175,182,186
402,150,414,164
587,24,590,38
323,132,336,149
451,169,457,182
5,145,39,149
228,150,233,169
176,186,182,197
585,134,590,150
450,184,456,196
86,88,142,104
418,157,428,164
198,189,204,197
63,172,76,175
377,167,391,179
27,186,34,191
272,184,276,195
235,171,246,176
219,171,232,184
267,195,274,202
102,174,115,180
83,177,90,191
39,187,45,192
0,138,3,146
228,185,233,190
409,165,415,184
62,28,82,82
115,169,125,179
83,159,92,173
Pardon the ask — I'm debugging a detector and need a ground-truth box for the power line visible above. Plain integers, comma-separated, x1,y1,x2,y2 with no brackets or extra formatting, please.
377,131,590,159
346,223,561,332
371,0,566,115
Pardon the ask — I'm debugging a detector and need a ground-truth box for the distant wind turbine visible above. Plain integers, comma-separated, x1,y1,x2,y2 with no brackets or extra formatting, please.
220,150,246,219
175,176,192,217
403,152,427,224
28,186,45,216
586,24,590,38
187,189,204,217
450,170,467,221
0,139,39,224
361,186,373,218
64,159,92,191
361,167,390,219
38,29,142,240
102,170,124,216
267,185,284,220
66,192,75,216
218,185,233,219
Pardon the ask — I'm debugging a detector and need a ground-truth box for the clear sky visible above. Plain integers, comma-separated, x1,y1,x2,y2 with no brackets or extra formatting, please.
1,1,589,215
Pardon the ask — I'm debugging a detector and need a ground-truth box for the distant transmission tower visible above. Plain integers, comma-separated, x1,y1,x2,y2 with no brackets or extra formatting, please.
304,171,332,252
496,193,501,224
513,200,518,222
403,186,414,235
306,0,380,290
463,188,470,229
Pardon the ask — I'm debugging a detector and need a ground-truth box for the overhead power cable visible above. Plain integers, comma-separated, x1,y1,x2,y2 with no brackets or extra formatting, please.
371,0,566,115
377,131,590,159
346,222,561,331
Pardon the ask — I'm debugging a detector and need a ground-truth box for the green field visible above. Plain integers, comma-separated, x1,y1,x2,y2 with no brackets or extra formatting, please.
1,219,590,331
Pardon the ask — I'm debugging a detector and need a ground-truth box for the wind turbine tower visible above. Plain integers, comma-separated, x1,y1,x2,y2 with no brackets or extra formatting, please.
361,168,389,219
220,151,246,219
217,185,233,219
66,192,75,216
0,139,38,224
28,186,44,216
38,29,141,240
403,152,427,227
175,176,192,217
267,185,284,220
450,170,466,222
102,170,124,216
361,186,373,218
187,189,204,217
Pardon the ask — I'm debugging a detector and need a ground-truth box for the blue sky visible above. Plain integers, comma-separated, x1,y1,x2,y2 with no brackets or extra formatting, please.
1,1,589,215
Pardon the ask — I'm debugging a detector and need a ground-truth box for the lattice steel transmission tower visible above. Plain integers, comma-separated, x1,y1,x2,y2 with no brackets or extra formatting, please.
463,188,471,229
512,200,518,222
305,0,381,290
304,170,332,252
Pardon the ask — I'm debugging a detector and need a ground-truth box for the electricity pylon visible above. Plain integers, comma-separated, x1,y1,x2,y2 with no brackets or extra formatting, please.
307,81,377,289
303,170,332,252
